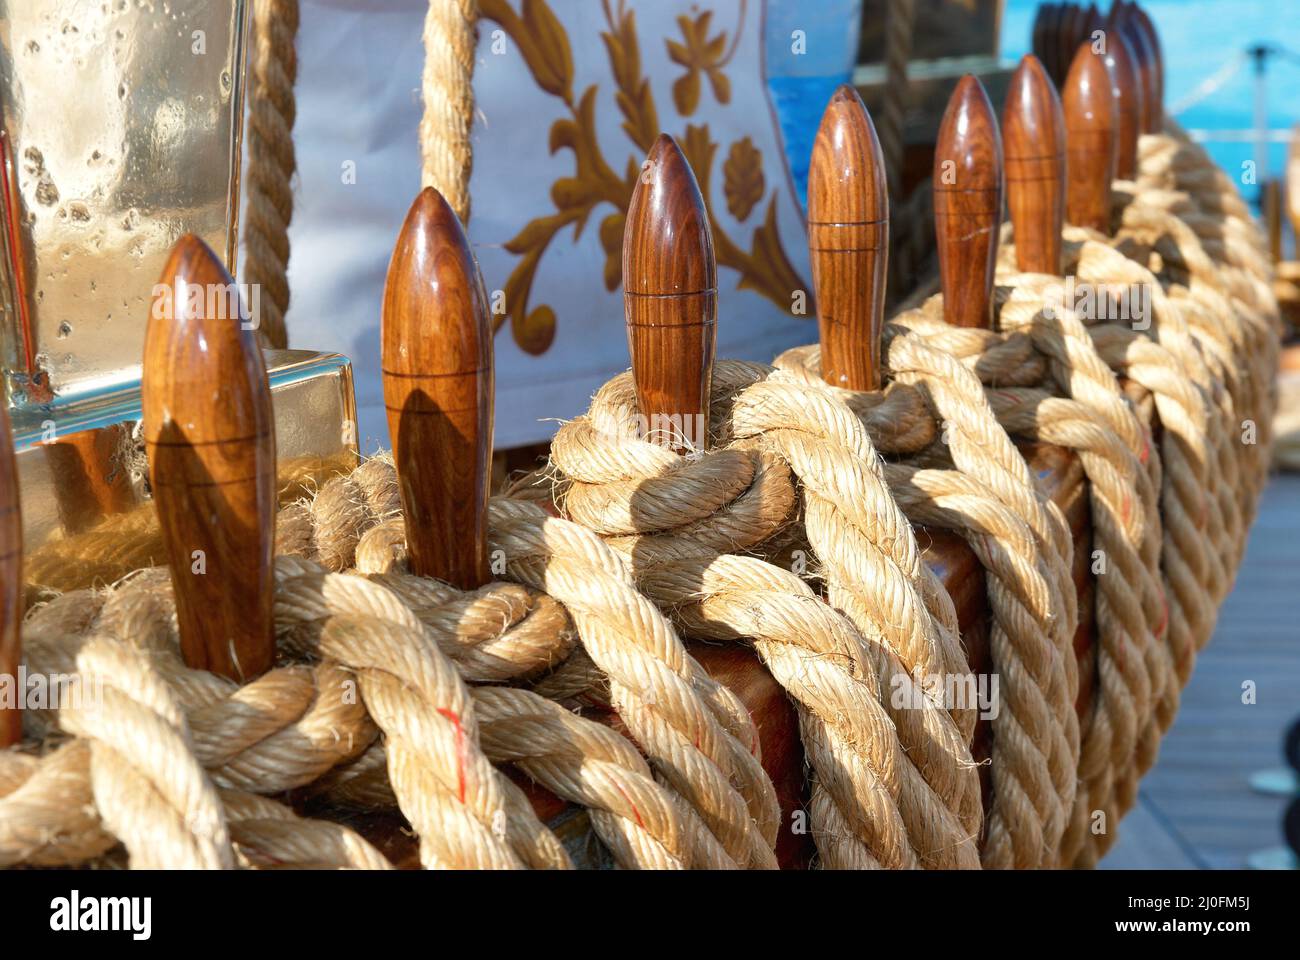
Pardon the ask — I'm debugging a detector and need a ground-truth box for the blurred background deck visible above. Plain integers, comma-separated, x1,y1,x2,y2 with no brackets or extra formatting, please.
1101,475,1300,868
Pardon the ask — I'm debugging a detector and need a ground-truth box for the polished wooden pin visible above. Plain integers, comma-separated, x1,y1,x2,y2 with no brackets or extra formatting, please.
382,187,493,590
1057,5,1082,88
623,133,717,453
1032,4,1054,82
1003,55,1066,276
808,85,888,391
1063,42,1118,233
0,403,21,747
143,235,276,681
1131,5,1164,132
1113,2,1157,135
1104,29,1143,180
934,75,1003,330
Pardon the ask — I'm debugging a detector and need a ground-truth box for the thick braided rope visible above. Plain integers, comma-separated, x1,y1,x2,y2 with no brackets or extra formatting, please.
988,247,1216,865
278,464,781,869
1108,195,1266,535
994,143,1277,863
350,520,741,870
218,789,394,869
715,369,1013,850
1111,182,1276,528
420,0,478,222
549,366,982,868
483,498,780,868
473,685,723,870
1065,239,1231,598
775,334,1083,868
60,634,234,869
6,564,551,870
0,740,390,870
14,549,712,869
883,330,1081,858
244,0,299,350
272,557,571,869
25,458,762,869
12,571,388,870
894,280,1172,864
21,579,380,795
1080,140,1274,860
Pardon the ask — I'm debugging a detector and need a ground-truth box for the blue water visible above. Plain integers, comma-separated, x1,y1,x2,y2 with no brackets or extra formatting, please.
768,1,1300,212
1003,0,1300,209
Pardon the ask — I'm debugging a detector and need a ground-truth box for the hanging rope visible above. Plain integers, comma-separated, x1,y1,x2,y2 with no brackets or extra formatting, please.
244,0,300,350
420,0,479,222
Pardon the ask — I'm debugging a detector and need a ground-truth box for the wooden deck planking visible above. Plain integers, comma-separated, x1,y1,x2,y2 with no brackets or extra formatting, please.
1101,474,1300,869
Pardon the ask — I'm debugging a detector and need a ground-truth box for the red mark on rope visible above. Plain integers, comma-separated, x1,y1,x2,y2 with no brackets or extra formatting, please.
436,706,468,804
610,778,646,829
1139,435,1150,465
1121,494,1131,525
1156,587,1169,639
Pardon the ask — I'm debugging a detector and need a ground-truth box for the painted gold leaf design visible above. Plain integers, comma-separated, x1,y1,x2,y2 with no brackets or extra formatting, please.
482,0,809,356
681,123,806,314
667,11,732,116
723,136,763,222
480,0,574,103
601,2,658,153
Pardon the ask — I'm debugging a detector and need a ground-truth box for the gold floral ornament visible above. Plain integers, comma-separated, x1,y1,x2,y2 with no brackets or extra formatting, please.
667,11,733,117
481,0,808,356
723,136,763,222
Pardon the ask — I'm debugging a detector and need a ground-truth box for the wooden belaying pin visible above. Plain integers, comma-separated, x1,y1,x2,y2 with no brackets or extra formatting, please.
1104,30,1143,180
808,85,888,391
381,187,493,590
0,403,21,747
1113,3,1158,135
1059,4,1087,83
1130,5,1164,132
1062,42,1119,234
623,133,717,454
1032,4,1056,84
934,74,1004,330
1003,55,1067,276
142,235,276,681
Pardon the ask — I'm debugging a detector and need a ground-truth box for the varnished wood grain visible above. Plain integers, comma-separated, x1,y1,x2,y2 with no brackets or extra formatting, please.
1104,30,1143,180
1113,2,1158,135
41,425,135,535
1032,4,1055,83
808,85,888,391
624,134,717,453
0,404,21,747
382,188,493,589
1003,55,1066,275
1063,42,1118,233
1060,4,1087,86
1132,5,1164,132
1053,5,1075,87
934,74,1003,329
142,235,275,681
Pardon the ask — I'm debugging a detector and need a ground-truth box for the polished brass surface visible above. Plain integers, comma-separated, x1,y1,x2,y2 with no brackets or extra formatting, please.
12,349,357,591
0,1,249,407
